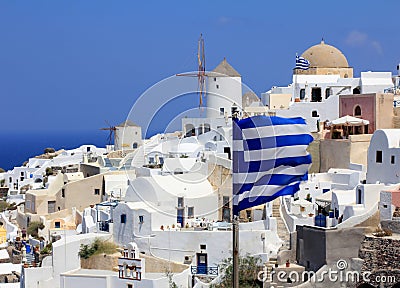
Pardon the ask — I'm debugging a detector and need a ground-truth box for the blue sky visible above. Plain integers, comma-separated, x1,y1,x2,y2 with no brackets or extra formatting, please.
1,0,399,134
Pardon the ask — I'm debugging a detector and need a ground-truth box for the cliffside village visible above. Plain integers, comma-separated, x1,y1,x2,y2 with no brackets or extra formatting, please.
0,40,400,287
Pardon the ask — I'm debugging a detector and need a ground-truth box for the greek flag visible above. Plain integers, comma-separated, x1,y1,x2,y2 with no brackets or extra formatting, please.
233,116,313,214
295,55,310,70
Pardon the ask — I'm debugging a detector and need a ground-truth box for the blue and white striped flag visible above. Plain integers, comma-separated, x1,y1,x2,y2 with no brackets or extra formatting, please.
295,55,310,70
233,115,313,214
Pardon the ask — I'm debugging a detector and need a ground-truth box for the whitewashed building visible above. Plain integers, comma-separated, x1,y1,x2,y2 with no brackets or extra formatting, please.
261,40,393,132
380,188,400,221
367,129,400,184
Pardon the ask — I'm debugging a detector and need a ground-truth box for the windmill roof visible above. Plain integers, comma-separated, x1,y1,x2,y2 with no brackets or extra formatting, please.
210,58,241,77
117,120,139,127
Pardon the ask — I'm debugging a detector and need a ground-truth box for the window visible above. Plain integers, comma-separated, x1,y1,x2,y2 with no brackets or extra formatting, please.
149,157,154,164
48,201,56,214
216,84,219,89
21,172,24,176
120,214,126,223
223,196,230,207
214,77,217,81
200,244,206,250
132,142,138,149
246,210,251,220
219,107,225,116
55,221,61,229
87,147,91,152
159,157,164,164
188,207,194,218
391,155,395,164
224,147,231,160
178,197,184,208
325,88,331,99
354,105,362,116
127,284,133,288
94,188,100,195
353,87,360,94
383,204,388,208
300,89,306,100
62,189,65,198
311,87,322,102
311,110,319,117
357,189,362,204
376,151,383,163
300,206,305,212
139,215,144,223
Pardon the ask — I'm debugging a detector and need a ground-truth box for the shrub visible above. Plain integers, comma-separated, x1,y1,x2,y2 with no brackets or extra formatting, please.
27,221,45,238
41,243,52,255
211,254,262,287
0,201,8,212
45,167,53,176
78,238,118,259
0,201,17,212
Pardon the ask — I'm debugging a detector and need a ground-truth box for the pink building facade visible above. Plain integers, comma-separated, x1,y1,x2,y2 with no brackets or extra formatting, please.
339,93,394,134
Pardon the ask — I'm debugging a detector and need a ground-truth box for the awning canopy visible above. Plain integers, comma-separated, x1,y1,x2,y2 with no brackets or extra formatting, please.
331,115,369,126
315,191,332,208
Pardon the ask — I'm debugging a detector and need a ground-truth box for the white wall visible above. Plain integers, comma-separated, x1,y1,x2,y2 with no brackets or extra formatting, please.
135,229,281,267
113,203,153,245
207,76,242,118
367,130,400,184
380,191,393,220
115,125,142,151
361,72,393,94
0,212,18,240
275,96,339,132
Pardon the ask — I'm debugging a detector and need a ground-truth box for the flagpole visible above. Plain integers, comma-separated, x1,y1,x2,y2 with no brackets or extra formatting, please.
232,109,239,288
233,214,239,288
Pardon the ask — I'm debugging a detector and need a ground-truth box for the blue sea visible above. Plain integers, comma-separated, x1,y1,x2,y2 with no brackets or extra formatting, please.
0,130,107,171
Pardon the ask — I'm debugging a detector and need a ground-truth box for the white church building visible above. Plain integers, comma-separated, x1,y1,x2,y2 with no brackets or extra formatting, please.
261,40,393,132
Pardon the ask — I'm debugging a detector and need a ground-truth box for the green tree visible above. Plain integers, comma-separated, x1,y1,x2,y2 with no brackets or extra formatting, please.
211,254,263,288
27,221,45,238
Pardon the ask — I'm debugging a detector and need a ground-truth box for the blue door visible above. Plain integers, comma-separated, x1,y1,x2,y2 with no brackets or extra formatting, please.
177,209,184,228
197,253,207,274
314,214,326,227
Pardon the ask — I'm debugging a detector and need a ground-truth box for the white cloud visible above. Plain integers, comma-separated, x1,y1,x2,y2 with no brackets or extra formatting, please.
371,41,383,55
345,30,368,46
218,16,231,25
345,30,383,55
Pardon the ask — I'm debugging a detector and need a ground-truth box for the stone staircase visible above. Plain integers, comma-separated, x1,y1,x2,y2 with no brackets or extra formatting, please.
261,198,291,288
272,198,290,251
